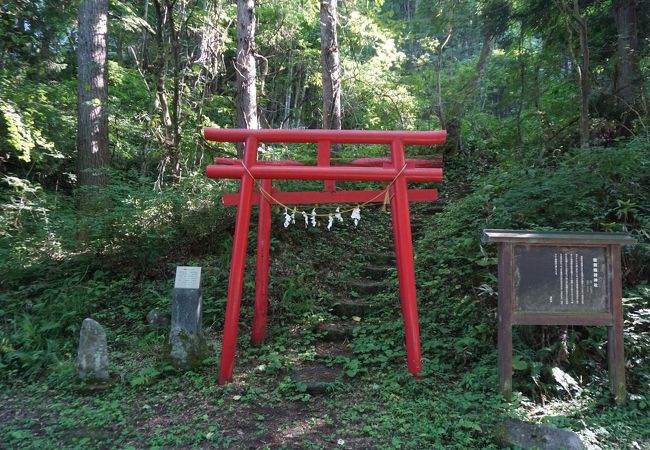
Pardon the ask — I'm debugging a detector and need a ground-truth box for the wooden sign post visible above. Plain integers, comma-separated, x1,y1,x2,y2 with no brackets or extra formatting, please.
482,230,636,405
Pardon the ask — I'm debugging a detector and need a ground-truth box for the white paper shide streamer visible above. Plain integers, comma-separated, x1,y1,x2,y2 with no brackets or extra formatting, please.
283,208,292,228
351,207,361,226
282,205,362,229
335,207,343,223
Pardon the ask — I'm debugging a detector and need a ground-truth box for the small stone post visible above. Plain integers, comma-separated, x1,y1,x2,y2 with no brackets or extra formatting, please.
77,318,109,381
168,266,207,369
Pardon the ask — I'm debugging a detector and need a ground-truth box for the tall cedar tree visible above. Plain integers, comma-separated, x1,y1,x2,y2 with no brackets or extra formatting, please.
320,0,342,132
613,0,641,132
76,0,109,192
236,0,258,158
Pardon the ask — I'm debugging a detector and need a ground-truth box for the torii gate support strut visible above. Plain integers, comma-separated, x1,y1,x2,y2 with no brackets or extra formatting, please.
205,128,446,384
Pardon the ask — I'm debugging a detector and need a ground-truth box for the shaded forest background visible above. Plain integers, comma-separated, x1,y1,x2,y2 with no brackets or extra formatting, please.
1,0,650,447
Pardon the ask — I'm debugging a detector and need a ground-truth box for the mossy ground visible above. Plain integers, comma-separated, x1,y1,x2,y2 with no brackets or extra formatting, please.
2,146,649,448
1,310,648,449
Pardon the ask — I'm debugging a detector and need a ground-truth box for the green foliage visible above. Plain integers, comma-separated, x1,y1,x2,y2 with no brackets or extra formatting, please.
0,169,237,379
0,0,649,447
0,97,52,163
106,61,152,170
341,10,421,130
1,272,116,378
414,137,649,400
487,143,649,232
130,366,161,386
0,73,76,182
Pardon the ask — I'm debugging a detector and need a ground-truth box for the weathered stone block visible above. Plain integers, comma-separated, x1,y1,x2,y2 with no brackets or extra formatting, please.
168,328,208,369
171,288,202,334
371,251,396,265
495,419,585,450
350,278,388,295
77,318,109,381
291,363,343,395
364,264,393,280
316,321,356,342
332,299,372,318
146,308,170,329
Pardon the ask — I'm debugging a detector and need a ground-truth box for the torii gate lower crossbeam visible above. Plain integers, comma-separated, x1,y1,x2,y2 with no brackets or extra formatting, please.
205,128,446,384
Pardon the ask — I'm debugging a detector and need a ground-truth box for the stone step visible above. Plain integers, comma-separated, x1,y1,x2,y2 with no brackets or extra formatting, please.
370,251,395,265
291,363,344,395
332,299,373,318
412,202,446,214
316,321,356,342
410,224,428,235
350,278,389,296
314,341,355,359
364,264,394,280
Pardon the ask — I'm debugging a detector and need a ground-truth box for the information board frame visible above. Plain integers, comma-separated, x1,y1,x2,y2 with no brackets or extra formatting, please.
482,229,636,405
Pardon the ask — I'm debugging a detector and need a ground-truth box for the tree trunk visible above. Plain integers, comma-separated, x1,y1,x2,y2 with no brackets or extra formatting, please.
236,0,258,158
613,0,640,132
437,24,495,155
152,0,171,190
320,0,342,131
283,56,294,127
77,0,109,192
516,21,526,146
575,0,590,148
453,34,495,152
141,0,149,69
167,3,182,176
533,62,552,153
434,43,447,131
464,31,496,106
561,0,590,148
151,0,187,189
432,28,452,133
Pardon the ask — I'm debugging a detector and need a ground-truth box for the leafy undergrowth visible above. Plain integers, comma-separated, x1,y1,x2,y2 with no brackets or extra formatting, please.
1,142,650,448
1,318,648,449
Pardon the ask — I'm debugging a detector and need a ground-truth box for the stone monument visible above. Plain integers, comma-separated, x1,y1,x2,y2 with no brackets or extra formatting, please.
168,266,207,369
77,318,109,381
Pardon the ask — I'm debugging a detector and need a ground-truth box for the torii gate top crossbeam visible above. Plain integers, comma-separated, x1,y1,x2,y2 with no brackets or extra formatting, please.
205,129,445,183
204,128,447,145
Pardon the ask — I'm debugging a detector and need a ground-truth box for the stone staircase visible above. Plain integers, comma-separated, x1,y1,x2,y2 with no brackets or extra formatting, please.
292,249,397,394
291,202,445,394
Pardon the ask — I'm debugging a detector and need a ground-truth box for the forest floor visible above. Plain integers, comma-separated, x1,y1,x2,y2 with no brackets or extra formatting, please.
0,328,390,448
1,205,649,449
0,353,379,448
2,321,649,449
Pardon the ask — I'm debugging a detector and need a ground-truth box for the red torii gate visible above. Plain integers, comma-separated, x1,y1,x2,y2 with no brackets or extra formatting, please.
205,128,446,384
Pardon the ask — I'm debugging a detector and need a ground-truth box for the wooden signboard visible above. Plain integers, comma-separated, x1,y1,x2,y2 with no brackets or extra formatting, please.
482,230,636,405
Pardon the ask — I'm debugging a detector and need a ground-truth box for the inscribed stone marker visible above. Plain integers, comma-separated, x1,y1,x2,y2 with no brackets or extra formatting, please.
168,266,207,368
175,266,201,290
172,266,202,335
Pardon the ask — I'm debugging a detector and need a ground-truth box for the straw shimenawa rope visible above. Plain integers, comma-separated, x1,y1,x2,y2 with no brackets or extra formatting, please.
239,161,408,217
